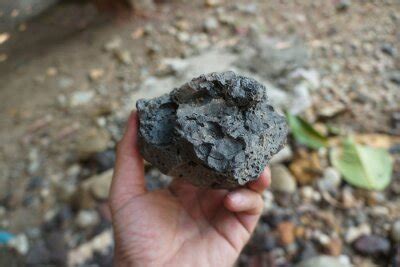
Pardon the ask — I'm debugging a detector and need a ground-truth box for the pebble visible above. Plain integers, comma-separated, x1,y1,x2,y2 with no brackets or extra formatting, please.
57,77,74,89
80,169,114,205
270,165,297,193
392,220,400,242
204,0,220,7
381,43,396,56
114,50,132,65
353,235,391,256
335,0,351,11
8,234,29,255
86,149,116,173
203,17,219,33
390,71,400,85
345,224,371,243
325,237,343,256
75,210,100,229
76,128,111,159
27,148,40,175
104,36,122,52
70,90,95,106
318,167,341,192
277,221,295,245
270,146,293,164
301,186,321,202
297,241,318,262
296,256,351,267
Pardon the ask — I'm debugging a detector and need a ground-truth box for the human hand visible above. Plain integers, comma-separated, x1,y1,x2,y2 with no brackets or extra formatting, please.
109,112,271,267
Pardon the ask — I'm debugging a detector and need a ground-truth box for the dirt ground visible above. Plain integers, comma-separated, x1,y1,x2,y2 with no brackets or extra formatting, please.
0,0,400,266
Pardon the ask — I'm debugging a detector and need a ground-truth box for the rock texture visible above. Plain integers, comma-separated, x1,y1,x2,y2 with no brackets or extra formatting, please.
137,71,288,188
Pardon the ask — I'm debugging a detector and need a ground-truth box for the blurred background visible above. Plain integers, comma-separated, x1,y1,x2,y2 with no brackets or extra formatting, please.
0,0,399,266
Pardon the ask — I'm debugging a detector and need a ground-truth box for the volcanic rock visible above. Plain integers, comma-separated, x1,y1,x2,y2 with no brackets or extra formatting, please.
137,71,287,188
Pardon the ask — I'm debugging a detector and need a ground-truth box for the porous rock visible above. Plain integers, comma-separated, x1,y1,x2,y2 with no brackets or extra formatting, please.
137,71,287,188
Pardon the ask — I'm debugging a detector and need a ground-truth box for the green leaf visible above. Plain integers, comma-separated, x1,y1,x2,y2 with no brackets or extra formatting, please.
330,139,393,190
287,113,328,149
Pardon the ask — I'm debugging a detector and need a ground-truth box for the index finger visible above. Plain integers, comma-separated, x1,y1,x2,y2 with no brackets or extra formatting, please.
247,167,271,194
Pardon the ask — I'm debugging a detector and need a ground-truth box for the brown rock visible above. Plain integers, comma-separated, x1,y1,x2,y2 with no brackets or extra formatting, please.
277,221,295,245
325,237,342,256
289,150,322,185
75,128,111,159
75,169,113,209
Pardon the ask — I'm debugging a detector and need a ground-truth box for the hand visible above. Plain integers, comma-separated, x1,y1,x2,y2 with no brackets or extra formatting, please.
109,112,271,267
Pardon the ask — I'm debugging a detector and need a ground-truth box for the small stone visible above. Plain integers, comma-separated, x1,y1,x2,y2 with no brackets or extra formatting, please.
114,50,132,65
75,210,100,229
104,36,122,51
46,67,58,76
205,0,220,7
335,0,351,12
89,68,105,81
84,149,116,173
318,102,346,118
270,164,297,193
301,186,320,202
75,128,111,159
353,235,391,256
0,32,10,45
270,146,293,164
341,187,357,208
345,224,371,243
58,77,74,89
8,234,29,255
289,151,321,185
296,241,318,262
296,256,351,267
389,71,400,85
203,17,219,33
325,237,343,256
318,167,341,192
392,220,400,243
70,90,95,106
78,169,114,209
277,221,295,245
381,43,396,56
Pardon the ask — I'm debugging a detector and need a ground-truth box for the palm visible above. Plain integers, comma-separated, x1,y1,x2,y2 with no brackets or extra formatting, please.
109,113,269,267
112,182,253,266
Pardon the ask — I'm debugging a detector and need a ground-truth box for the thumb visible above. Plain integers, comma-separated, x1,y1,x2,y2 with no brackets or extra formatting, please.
109,111,146,212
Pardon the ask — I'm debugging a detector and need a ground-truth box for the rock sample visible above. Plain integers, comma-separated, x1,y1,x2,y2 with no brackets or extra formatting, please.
137,71,288,188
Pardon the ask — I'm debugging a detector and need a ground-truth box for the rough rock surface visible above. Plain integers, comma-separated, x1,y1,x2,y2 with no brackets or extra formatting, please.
137,71,288,188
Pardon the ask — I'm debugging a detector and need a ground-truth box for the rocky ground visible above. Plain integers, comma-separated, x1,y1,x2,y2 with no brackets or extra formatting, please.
0,0,399,266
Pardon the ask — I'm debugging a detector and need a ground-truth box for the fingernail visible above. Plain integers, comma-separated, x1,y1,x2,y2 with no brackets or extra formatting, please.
228,192,243,204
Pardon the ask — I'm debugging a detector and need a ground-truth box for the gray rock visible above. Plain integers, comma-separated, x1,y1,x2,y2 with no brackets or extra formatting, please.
270,164,296,193
296,256,351,267
318,167,342,192
270,145,293,164
335,0,351,11
353,235,391,256
203,17,219,33
236,37,310,80
75,210,100,229
137,71,288,188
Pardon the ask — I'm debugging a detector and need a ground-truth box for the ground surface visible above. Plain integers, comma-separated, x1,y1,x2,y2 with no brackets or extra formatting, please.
0,0,399,266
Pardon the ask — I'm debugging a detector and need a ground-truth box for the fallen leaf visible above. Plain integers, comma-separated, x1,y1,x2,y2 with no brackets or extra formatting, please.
329,134,400,149
330,139,393,190
287,113,328,149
